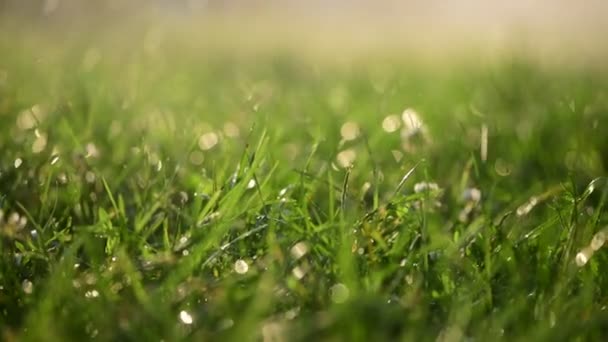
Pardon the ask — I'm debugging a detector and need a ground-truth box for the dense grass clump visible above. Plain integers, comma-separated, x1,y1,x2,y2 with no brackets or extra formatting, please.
1,33,608,341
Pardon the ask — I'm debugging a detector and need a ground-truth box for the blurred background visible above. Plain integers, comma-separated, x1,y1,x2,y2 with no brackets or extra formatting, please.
1,0,607,64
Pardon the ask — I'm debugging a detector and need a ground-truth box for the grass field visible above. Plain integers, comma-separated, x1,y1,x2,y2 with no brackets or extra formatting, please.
1,23,608,341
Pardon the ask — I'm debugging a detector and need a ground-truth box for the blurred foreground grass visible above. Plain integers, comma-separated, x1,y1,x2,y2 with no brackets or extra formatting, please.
1,22,608,341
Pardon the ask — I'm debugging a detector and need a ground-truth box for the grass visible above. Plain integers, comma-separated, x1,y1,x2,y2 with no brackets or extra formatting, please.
1,28,608,341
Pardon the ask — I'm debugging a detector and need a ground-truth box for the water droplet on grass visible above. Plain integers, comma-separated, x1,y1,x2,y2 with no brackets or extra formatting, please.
292,266,306,280
336,149,356,168
189,150,204,165
32,132,48,153
218,318,234,330
198,132,219,150
285,307,300,320
330,283,349,303
494,158,512,176
462,188,481,203
234,259,249,274
85,143,99,158
591,231,606,251
576,248,593,267
178,191,189,205
8,212,20,225
401,108,424,138
17,108,37,130
290,242,309,260
178,235,189,246
18,216,27,229
85,171,96,183
340,121,360,141
22,279,33,294
50,155,60,165
223,122,240,137
83,273,97,285
575,253,588,266
278,187,289,198
179,310,193,325
14,253,23,265
517,196,538,216
391,150,403,162
85,289,99,298
382,115,401,133
414,182,439,193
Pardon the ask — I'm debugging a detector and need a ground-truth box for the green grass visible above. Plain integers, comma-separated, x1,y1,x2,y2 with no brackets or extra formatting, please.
1,32,608,341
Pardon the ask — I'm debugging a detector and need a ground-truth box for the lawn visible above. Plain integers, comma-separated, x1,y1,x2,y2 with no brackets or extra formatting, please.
1,21,608,341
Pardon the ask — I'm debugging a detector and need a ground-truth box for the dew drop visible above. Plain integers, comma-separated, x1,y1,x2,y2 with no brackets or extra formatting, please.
8,212,20,225
336,149,356,168
391,150,403,162
575,252,588,266
414,182,439,193
516,196,538,216
494,158,512,176
223,122,240,138
591,231,606,251
17,108,37,130
462,188,481,202
401,108,424,137
340,121,360,141
198,132,219,150
292,266,306,280
22,279,33,294
85,143,100,158
179,310,193,325
50,155,60,165
285,307,300,320
330,283,350,303
189,150,204,165
290,242,309,260
18,216,27,229
382,115,401,133
32,132,48,153
85,289,99,298
218,318,234,330
234,259,249,274
85,171,96,183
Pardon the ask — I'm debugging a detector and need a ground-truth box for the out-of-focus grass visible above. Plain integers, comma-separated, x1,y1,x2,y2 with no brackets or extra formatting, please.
1,24,608,341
